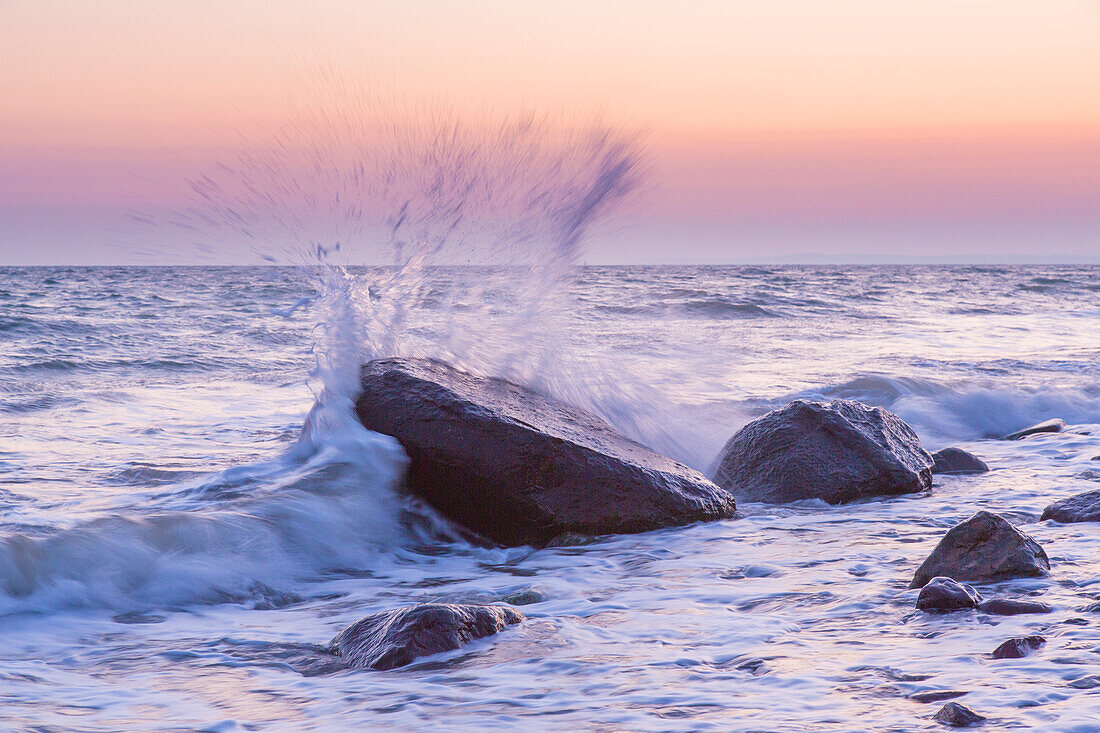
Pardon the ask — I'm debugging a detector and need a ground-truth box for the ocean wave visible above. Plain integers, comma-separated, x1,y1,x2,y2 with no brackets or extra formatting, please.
592,299,781,319
0,401,412,615
795,375,1100,445
679,299,781,318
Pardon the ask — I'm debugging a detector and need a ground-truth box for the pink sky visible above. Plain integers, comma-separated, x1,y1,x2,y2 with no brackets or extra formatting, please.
2,1,1099,263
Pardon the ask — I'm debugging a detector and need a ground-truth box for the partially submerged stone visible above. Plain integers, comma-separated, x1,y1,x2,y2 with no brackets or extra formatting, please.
1004,419,1066,440
330,603,524,670
1041,488,1100,523
931,448,989,476
1069,675,1100,689
934,701,986,727
713,399,932,504
911,690,969,704
916,577,982,612
356,358,736,546
991,635,1045,659
910,511,1049,589
976,598,1052,616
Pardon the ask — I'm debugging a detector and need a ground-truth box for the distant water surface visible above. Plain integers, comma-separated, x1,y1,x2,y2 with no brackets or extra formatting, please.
1,264,1099,731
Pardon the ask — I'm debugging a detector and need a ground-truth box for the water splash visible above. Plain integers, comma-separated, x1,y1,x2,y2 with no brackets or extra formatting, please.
153,87,692,460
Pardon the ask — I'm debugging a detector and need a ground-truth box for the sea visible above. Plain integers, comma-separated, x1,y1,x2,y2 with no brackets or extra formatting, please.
2,263,1100,731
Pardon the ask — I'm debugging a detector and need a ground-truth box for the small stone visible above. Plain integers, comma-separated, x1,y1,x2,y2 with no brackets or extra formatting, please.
976,599,1052,616
1042,488,1100,523
991,635,1045,659
911,690,969,704
503,589,545,605
916,577,982,612
330,603,524,670
934,701,986,727
931,448,990,475
1004,418,1066,440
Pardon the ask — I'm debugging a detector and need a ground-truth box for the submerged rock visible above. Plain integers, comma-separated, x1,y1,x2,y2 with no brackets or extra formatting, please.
1069,675,1100,689
931,448,989,475
1003,418,1066,440
911,690,969,704
976,598,1052,616
712,399,932,504
1041,488,1100,523
330,603,524,670
916,577,982,612
990,635,1045,659
910,511,1049,589
356,358,736,546
934,701,986,727
503,589,546,606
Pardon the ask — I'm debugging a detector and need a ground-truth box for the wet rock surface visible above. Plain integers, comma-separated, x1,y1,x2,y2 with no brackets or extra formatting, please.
356,358,736,546
1004,418,1066,440
910,690,969,704
990,635,1045,659
976,598,1052,616
931,448,989,475
329,603,525,670
1041,488,1100,523
910,511,1050,588
916,577,982,612
713,399,932,504
933,701,986,727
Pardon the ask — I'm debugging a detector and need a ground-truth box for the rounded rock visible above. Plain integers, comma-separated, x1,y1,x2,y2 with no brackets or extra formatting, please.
713,399,932,505
916,577,982,612
930,448,989,475
330,603,525,670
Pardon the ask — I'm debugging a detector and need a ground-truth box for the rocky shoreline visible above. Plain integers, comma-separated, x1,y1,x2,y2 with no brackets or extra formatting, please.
328,358,1091,726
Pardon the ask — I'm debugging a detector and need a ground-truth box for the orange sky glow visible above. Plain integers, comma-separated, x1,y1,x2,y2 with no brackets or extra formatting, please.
2,0,1099,263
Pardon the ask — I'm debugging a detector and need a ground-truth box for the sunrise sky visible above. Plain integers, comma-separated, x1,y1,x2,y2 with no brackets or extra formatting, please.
2,0,1099,263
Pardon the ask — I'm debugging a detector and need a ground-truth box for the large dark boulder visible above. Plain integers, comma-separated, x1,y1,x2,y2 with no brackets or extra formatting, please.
931,448,989,475
330,603,524,670
916,577,982,612
1042,489,1100,523
712,399,932,504
910,511,1050,588
356,358,736,546
1004,418,1065,440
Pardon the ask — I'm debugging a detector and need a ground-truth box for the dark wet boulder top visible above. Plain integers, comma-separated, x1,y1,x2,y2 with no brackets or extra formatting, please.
356,357,736,546
330,603,524,670
1042,488,1100,523
910,511,1049,589
916,577,982,612
931,448,989,475
712,399,932,505
934,701,985,727
1004,418,1066,440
